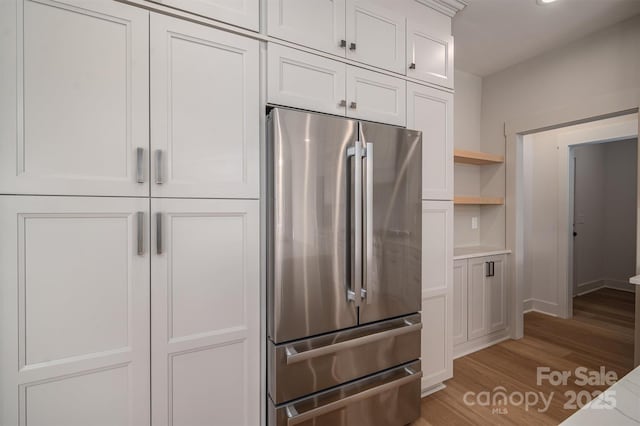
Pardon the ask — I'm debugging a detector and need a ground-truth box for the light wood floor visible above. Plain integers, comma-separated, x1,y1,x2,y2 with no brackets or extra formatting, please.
414,288,635,425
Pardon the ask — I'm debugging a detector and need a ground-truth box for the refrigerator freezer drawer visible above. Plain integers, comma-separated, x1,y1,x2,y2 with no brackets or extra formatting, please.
269,360,422,426
269,314,421,404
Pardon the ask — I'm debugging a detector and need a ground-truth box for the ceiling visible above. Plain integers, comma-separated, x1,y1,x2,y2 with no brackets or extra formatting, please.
453,0,640,77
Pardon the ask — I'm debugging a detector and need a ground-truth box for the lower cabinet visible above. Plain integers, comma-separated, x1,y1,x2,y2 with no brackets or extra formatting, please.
454,254,508,355
420,201,453,390
0,196,260,426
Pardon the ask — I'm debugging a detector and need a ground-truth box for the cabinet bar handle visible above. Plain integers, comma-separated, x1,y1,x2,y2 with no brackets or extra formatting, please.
485,262,490,277
136,148,145,183
155,149,164,184
350,102,357,109
340,39,347,48
339,99,347,107
349,42,356,50
409,62,416,70
137,212,144,255
156,212,163,255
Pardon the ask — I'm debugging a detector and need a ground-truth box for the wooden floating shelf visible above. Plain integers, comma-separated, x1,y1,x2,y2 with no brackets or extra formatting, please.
454,196,504,205
454,149,504,165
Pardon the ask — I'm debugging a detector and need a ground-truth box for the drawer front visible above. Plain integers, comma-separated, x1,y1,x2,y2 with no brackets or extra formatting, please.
269,361,422,426
269,314,421,404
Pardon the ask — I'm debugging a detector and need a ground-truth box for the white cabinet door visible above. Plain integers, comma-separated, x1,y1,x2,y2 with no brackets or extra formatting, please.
487,255,507,333
420,201,453,390
452,259,468,346
468,257,489,340
0,0,149,197
0,196,150,426
345,0,405,73
152,0,259,31
151,198,259,426
267,0,346,56
407,19,454,89
346,66,405,126
151,14,259,199
407,82,453,201
268,43,347,116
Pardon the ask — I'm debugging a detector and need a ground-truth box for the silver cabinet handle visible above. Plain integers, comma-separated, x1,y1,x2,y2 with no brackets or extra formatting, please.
409,62,416,70
363,142,373,300
339,39,346,48
285,368,422,426
350,102,357,109
156,212,163,255
155,149,164,184
339,99,347,107
136,211,144,255
285,322,421,365
136,148,145,183
349,42,356,50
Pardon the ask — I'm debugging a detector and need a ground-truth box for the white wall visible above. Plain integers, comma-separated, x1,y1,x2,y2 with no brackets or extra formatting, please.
454,69,483,247
522,116,638,316
482,14,640,250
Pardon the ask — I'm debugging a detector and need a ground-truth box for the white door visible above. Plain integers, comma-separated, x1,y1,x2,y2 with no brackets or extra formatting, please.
267,0,346,56
407,82,453,200
151,14,259,199
420,200,453,390
468,257,489,340
268,43,347,116
407,19,454,89
487,255,508,333
152,0,259,31
452,259,468,346
151,198,259,426
0,0,149,197
346,66,405,126
345,0,405,73
0,196,150,426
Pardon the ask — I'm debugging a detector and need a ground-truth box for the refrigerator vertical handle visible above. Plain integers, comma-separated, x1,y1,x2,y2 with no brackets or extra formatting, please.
362,142,373,300
347,142,363,304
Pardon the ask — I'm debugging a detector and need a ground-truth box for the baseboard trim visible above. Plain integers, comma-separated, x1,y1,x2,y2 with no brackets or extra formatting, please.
453,330,511,359
421,382,446,397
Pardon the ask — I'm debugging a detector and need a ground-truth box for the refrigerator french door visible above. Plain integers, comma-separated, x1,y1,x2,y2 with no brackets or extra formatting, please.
267,107,422,426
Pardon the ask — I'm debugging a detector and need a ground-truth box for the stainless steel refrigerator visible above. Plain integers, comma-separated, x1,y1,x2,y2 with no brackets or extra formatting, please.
267,107,423,426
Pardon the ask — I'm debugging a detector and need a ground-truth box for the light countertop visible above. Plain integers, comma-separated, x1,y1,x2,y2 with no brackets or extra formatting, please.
453,246,512,260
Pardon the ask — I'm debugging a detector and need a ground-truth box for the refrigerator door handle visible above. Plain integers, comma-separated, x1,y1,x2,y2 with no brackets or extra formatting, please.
284,368,423,426
362,142,373,301
285,321,422,365
347,142,363,304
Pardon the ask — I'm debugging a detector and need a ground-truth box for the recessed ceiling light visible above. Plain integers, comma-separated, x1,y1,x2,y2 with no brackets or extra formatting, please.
537,0,558,4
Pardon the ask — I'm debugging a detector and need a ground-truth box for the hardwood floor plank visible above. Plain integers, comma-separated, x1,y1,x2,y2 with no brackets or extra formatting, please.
415,288,635,425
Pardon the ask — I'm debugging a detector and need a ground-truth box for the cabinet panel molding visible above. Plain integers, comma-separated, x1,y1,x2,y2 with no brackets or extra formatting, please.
150,0,259,31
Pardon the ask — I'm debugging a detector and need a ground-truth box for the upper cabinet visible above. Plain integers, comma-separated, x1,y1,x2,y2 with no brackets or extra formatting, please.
267,0,346,56
407,18,454,89
345,0,405,73
407,82,453,200
0,0,150,197
150,14,260,199
150,0,259,31
268,44,405,126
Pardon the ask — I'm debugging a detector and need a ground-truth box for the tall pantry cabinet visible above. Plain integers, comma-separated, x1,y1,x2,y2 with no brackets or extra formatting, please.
0,1,259,425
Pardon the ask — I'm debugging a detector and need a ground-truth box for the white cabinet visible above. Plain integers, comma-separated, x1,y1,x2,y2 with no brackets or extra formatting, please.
267,0,346,56
151,198,260,426
268,44,405,126
456,254,508,348
267,43,347,116
150,14,259,199
420,200,453,390
151,0,259,31
0,196,150,426
407,82,453,201
345,0,405,73
346,66,406,126
0,0,149,197
407,19,454,88
452,259,468,346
